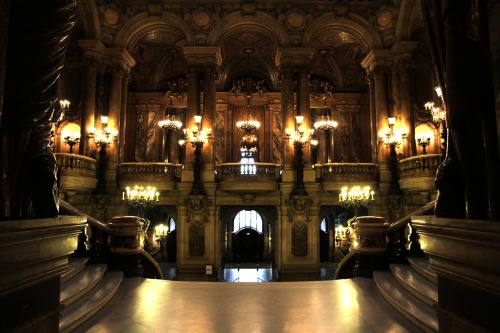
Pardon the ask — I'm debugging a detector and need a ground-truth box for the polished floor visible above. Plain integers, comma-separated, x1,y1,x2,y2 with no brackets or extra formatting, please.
73,276,420,333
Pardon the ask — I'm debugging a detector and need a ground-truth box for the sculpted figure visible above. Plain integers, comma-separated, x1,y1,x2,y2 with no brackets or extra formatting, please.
423,0,500,219
0,0,78,218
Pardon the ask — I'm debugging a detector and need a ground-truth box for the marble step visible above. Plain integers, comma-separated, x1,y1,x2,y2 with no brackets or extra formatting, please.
60,264,107,307
373,271,438,333
407,257,438,285
390,264,438,307
61,257,90,284
59,270,123,333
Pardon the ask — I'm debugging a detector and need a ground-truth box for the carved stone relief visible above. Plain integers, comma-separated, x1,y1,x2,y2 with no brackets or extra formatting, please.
285,196,313,257
135,105,159,162
185,195,212,257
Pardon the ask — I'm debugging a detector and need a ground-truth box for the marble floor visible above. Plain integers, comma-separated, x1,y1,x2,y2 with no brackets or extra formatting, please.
73,277,421,333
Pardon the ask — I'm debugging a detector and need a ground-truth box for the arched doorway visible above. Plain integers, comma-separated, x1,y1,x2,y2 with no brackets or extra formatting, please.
232,210,264,263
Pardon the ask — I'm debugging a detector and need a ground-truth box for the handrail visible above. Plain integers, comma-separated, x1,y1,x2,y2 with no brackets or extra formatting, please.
216,162,281,178
59,199,111,233
140,248,164,279
334,249,358,280
320,163,378,181
385,200,435,234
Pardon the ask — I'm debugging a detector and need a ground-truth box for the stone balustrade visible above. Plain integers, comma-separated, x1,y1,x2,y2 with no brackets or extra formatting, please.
216,163,281,192
118,162,180,191
398,154,440,193
320,163,378,191
55,153,97,191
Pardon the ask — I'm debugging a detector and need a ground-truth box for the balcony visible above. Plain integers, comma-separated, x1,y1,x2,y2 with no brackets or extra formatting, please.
319,163,378,191
55,153,97,191
216,163,281,193
118,162,180,191
399,154,441,192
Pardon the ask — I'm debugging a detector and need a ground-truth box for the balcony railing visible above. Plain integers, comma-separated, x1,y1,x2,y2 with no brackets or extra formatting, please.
398,154,440,193
118,162,180,191
319,163,377,191
216,163,281,192
55,153,97,191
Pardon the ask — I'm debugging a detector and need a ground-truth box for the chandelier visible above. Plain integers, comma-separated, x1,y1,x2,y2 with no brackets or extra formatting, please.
339,185,375,217
314,98,338,131
381,117,406,149
159,97,182,131
122,185,159,210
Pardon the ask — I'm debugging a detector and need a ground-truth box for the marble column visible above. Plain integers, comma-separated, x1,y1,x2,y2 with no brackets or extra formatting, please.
185,64,200,165
119,72,131,163
373,68,390,163
202,63,217,163
367,74,377,163
297,67,311,163
399,63,416,156
77,40,105,157
281,66,295,167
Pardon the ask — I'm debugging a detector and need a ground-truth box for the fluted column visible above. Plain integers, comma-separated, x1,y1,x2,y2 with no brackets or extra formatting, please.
297,67,311,163
77,40,105,157
392,42,418,157
281,66,295,167
104,48,135,164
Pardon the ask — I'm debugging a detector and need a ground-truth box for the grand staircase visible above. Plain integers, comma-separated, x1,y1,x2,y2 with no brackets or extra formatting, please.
374,257,439,333
58,257,123,333
58,255,440,332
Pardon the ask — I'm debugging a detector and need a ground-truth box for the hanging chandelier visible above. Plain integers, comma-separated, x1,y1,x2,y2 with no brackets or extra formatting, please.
314,98,338,131
159,97,182,131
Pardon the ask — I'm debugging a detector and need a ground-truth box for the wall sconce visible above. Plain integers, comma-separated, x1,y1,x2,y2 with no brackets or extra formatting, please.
381,117,406,150
185,115,212,148
417,135,431,154
285,115,314,148
62,130,80,154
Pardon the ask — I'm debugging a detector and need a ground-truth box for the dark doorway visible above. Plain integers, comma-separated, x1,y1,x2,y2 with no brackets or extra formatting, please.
233,228,263,263
320,230,329,263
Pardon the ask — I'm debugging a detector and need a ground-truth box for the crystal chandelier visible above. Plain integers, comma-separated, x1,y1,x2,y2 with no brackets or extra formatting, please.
314,98,338,131
236,99,260,132
159,97,182,131
339,185,375,217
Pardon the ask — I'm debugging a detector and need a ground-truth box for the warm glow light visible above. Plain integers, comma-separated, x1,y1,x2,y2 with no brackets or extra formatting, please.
155,224,168,237
388,117,396,126
60,99,70,109
295,115,304,125
339,185,375,206
194,115,202,124
123,185,159,209
101,115,109,125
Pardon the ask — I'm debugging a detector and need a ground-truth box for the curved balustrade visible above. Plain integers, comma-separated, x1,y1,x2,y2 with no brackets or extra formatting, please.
216,163,281,192
399,154,441,178
118,162,180,191
55,153,97,177
55,153,97,191
398,154,440,192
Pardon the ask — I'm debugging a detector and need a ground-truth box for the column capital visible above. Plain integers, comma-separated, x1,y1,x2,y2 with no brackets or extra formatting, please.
275,47,315,68
360,49,392,74
77,39,105,59
391,41,418,68
182,46,222,66
104,47,136,73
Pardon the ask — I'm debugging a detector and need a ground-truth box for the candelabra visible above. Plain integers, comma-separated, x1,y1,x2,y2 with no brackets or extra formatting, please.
62,129,80,153
339,185,375,218
424,86,447,158
123,185,160,250
417,135,431,154
90,115,118,194
185,115,212,196
380,117,406,195
155,223,169,262
285,115,314,196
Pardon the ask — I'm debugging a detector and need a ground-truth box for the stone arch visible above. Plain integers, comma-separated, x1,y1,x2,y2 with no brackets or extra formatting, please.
113,12,195,48
206,11,290,47
303,13,383,52
395,0,422,41
76,0,101,40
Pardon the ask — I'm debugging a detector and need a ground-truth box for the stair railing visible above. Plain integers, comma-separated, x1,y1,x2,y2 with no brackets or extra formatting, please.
333,200,436,279
59,199,163,279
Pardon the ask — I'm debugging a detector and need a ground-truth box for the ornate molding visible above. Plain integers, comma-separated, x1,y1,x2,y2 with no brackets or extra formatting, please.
285,195,313,223
185,195,211,224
